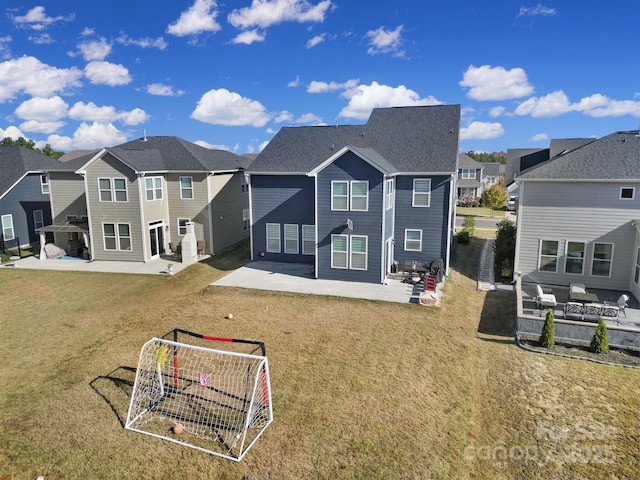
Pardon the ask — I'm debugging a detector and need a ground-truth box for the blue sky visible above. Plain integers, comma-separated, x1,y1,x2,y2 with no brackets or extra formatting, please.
0,1,638,155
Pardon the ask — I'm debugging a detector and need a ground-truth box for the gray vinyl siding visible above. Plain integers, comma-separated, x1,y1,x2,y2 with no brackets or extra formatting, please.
166,172,208,248
0,173,52,246
316,151,384,283
49,172,86,223
209,172,250,253
250,175,315,263
394,175,451,269
85,154,143,261
516,181,640,290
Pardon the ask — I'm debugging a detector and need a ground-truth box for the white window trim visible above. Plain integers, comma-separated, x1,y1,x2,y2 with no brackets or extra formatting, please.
591,242,614,278
266,223,281,253
1,214,15,240
412,178,431,207
102,222,132,251
386,179,394,210
40,174,49,194
284,224,299,254
177,218,190,236
33,210,44,230
179,176,194,200
538,239,559,273
350,180,369,212
404,229,422,252
331,180,349,211
461,168,475,179
241,174,249,194
564,240,586,275
302,225,315,255
145,176,163,201
113,178,128,202
620,186,635,200
98,178,112,202
331,234,348,269
349,235,368,270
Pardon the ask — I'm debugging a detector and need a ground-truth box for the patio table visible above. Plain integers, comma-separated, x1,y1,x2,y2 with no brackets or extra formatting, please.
570,291,599,304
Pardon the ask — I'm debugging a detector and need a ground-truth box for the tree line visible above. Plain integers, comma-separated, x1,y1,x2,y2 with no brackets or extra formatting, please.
2,136,65,160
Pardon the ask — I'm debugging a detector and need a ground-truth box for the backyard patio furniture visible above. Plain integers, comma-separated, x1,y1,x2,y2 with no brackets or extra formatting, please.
535,285,557,314
563,302,584,320
569,283,599,303
564,302,620,323
605,294,629,318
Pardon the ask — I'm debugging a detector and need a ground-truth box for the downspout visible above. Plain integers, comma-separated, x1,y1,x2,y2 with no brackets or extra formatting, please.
513,177,523,276
445,173,455,275
138,173,148,261
248,173,254,261
84,173,96,261
208,173,215,256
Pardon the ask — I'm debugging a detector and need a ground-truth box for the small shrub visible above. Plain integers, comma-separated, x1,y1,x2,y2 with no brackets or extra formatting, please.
457,231,470,244
539,309,555,348
590,317,609,354
462,216,475,236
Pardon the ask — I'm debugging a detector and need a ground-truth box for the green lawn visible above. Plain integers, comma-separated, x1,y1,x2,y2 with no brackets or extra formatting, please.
457,206,506,217
0,241,638,479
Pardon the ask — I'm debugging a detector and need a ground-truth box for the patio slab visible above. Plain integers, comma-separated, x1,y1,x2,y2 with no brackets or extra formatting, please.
212,261,427,304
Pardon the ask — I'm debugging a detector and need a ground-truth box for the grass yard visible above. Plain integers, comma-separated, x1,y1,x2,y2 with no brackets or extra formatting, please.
0,241,639,479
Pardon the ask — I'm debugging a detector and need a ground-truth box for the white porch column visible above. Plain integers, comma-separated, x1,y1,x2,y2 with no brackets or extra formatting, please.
39,232,46,260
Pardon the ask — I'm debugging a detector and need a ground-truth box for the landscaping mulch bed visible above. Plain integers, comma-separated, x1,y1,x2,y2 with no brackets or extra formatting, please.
520,339,640,368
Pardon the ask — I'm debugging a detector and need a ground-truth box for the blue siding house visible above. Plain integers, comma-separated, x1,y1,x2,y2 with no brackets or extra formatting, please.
0,146,61,248
247,105,461,284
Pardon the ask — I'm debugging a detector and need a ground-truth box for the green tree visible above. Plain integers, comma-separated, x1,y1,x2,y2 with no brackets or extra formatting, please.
462,216,475,236
590,318,609,354
1,136,64,159
493,218,516,279
539,309,555,347
481,184,508,214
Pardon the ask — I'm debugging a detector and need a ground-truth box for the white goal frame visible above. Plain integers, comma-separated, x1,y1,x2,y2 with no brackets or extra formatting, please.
125,336,272,461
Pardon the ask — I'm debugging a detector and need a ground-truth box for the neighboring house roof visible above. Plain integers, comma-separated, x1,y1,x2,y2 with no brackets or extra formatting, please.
458,153,482,168
248,105,461,174
77,136,250,174
517,131,640,181
0,145,61,198
505,148,547,186
549,138,595,158
58,149,100,162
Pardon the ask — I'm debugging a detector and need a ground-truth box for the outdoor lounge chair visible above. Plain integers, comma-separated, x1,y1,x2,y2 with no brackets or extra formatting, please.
535,285,557,313
611,294,629,317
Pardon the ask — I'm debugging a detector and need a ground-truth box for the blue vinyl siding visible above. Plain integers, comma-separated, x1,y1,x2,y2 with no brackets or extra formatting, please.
251,175,315,263
394,175,450,268
0,173,52,245
316,151,384,283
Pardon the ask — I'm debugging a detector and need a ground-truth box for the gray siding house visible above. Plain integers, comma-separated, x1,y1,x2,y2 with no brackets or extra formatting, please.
247,105,461,284
456,153,484,203
0,146,61,248
513,130,640,301
44,136,251,262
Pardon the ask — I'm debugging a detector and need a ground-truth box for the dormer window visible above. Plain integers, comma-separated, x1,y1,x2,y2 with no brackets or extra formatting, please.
40,174,49,194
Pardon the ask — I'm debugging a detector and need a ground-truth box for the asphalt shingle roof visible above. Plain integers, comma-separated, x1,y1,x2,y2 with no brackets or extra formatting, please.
517,131,640,181
248,105,461,174
80,136,250,173
0,145,62,197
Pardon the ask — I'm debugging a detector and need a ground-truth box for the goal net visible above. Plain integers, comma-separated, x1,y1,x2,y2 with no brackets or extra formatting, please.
125,330,272,461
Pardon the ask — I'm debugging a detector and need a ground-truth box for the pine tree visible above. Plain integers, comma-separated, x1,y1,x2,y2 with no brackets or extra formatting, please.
539,309,555,348
590,318,609,354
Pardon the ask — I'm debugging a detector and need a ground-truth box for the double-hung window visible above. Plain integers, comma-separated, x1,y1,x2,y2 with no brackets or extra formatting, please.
350,181,369,211
180,176,193,199
266,223,281,253
538,239,559,272
350,236,367,270
386,179,394,209
564,241,585,274
33,210,44,230
284,224,299,254
461,168,475,179
331,234,348,268
331,181,349,210
145,177,163,201
40,174,49,194
412,179,431,207
405,229,422,251
592,243,613,277
302,225,315,255
103,223,132,251
177,218,190,236
1,214,14,240
99,178,128,202
241,174,249,193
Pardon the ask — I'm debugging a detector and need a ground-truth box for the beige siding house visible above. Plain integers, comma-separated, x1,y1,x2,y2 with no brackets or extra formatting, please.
44,136,251,263
513,130,640,300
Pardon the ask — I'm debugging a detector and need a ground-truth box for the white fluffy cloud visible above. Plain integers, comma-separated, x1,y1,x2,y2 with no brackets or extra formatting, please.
72,122,128,149
0,56,82,102
12,6,74,31
230,29,266,45
460,121,505,140
460,65,534,101
166,0,221,37
531,133,548,142
228,0,333,29
0,125,26,140
339,81,442,120
514,91,640,118
146,83,185,96
19,120,65,134
365,25,404,57
69,101,149,125
307,78,359,93
14,96,68,121
191,88,271,127
78,38,112,61
84,61,131,86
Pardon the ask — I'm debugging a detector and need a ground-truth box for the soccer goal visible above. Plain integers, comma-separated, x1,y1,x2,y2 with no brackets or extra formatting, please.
125,329,272,461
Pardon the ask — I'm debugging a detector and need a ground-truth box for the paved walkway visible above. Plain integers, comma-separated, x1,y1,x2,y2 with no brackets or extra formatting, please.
477,238,496,291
